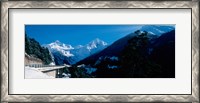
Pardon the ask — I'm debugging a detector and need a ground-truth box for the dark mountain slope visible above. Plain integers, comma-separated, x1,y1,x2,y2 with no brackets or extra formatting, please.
150,30,175,77
77,30,159,65
77,30,175,78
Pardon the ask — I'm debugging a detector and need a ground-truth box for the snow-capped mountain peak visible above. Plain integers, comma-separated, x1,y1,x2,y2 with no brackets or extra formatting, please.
91,38,107,45
89,38,108,45
49,40,74,50
54,40,62,44
87,38,108,50
139,25,175,36
43,40,74,59
43,38,108,65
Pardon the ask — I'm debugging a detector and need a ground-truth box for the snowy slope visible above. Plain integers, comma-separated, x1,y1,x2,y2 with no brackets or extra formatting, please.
47,40,74,57
25,67,54,78
43,40,75,65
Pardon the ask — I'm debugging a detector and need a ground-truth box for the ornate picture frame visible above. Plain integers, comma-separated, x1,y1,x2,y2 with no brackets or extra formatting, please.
1,1,199,102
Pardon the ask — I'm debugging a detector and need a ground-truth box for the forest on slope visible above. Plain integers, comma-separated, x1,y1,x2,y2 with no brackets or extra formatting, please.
25,34,52,64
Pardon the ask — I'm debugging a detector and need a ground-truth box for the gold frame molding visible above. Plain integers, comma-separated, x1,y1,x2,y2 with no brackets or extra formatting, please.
1,1,199,102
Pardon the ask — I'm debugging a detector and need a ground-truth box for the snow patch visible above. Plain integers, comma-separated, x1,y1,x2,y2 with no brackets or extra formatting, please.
110,56,119,61
77,64,86,68
25,67,54,79
62,73,71,78
85,67,97,74
107,65,118,69
49,62,55,65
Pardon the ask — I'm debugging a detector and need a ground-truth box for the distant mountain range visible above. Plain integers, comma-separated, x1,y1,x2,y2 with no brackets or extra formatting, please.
43,25,175,65
43,38,108,65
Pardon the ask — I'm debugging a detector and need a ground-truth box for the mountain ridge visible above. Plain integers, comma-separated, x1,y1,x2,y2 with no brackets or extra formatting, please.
43,38,108,65
77,29,175,78
77,28,175,66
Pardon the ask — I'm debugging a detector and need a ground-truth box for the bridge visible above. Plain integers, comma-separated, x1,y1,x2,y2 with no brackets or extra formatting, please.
25,64,72,78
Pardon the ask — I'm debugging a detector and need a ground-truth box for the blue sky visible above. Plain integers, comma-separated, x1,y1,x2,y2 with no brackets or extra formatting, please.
25,25,141,46
26,25,171,46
